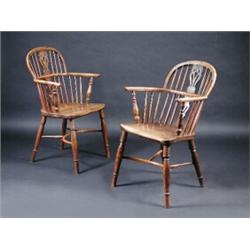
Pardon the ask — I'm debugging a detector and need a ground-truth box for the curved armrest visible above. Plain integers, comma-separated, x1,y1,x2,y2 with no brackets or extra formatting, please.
176,96,207,102
125,86,163,92
39,72,101,79
34,79,61,87
62,72,101,78
125,86,200,97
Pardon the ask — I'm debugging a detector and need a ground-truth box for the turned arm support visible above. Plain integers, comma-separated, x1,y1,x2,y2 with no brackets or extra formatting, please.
131,91,140,123
86,77,94,104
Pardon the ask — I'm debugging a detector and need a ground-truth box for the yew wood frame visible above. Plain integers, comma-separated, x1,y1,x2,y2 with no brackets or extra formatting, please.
26,46,110,175
112,61,217,208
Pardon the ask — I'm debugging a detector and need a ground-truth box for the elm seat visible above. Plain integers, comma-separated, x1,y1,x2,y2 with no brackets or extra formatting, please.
121,123,178,142
42,103,105,118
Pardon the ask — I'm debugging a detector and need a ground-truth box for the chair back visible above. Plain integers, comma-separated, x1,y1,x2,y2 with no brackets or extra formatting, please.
163,61,216,96
129,61,217,136
26,46,67,79
26,47,99,114
162,61,217,135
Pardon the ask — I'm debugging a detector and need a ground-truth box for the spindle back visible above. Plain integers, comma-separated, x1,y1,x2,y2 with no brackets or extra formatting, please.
127,61,217,136
26,47,100,114
163,61,216,96
26,46,67,79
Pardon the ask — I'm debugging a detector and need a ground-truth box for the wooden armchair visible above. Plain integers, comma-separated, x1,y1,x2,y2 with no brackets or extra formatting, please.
112,61,217,208
26,46,110,175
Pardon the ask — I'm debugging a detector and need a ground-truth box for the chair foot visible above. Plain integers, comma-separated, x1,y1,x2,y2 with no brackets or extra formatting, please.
198,176,204,187
164,192,170,208
70,119,79,176
162,144,170,208
73,161,79,175
30,150,37,162
111,174,118,187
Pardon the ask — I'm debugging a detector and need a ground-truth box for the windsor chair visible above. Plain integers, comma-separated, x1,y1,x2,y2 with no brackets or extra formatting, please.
26,46,110,175
112,61,217,208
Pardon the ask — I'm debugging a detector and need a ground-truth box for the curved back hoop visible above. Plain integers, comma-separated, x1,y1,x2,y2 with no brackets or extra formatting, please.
163,60,217,97
26,46,67,79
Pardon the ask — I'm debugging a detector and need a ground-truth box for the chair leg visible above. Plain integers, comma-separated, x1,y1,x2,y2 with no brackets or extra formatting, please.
162,144,170,208
60,118,67,150
30,116,47,162
70,119,79,175
188,139,204,187
111,130,128,187
99,109,111,158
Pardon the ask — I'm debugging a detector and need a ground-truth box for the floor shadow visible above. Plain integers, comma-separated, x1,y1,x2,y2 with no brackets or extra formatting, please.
78,149,107,158
136,199,163,209
33,148,109,162
117,179,160,187
34,153,63,162
78,161,110,174
172,182,201,188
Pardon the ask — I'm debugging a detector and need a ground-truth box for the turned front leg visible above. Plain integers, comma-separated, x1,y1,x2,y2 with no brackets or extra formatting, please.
31,116,47,162
99,109,111,158
112,130,128,187
162,144,170,208
70,119,79,175
60,119,67,150
188,139,203,187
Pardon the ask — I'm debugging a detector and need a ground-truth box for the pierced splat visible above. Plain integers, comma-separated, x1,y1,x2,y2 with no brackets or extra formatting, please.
47,84,59,112
38,50,59,112
182,65,204,117
38,51,50,75
188,65,203,93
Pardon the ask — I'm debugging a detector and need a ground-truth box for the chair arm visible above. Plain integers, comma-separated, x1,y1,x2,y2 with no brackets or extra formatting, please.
125,86,163,92
39,72,101,79
125,86,200,97
67,72,101,78
175,96,207,102
34,79,61,87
